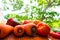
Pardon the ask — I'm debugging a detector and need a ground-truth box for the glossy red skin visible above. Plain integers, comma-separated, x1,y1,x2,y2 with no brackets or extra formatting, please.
14,25,24,37
23,20,32,24
33,20,41,25
6,18,20,27
23,23,37,36
0,24,13,38
49,32,60,39
37,22,45,28
56,32,60,34
37,22,50,36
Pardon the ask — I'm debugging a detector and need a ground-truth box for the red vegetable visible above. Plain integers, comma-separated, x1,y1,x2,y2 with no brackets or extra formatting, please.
23,20,32,24
23,23,37,36
14,25,24,37
6,18,20,27
49,31,60,39
37,22,50,36
56,32,60,34
33,20,41,25
0,24,13,38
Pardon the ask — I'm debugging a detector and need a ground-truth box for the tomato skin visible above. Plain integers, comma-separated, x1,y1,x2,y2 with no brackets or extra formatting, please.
37,22,45,28
14,25,24,37
37,22,50,36
56,32,60,34
0,24,13,38
33,20,41,25
49,31,60,39
6,18,20,27
23,20,32,24
23,23,37,36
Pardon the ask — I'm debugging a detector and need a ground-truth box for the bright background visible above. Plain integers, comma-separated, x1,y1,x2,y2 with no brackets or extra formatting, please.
0,0,60,32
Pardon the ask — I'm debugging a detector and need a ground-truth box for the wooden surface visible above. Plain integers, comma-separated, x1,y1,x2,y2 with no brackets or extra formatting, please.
0,34,60,40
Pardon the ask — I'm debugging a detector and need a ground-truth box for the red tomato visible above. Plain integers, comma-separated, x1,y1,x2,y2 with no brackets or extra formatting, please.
33,20,41,25
0,24,13,38
14,25,24,37
22,20,32,24
6,18,20,27
49,31,60,39
23,23,37,36
37,22,50,36
56,32,60,34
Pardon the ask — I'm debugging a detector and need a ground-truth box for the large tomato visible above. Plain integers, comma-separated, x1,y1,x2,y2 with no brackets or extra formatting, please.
23,23,37,36
37,22,50,36
14,25,24,37
0,24,13,38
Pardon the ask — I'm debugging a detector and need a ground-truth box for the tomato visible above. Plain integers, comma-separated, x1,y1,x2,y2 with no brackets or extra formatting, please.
49,31,60,39
14,25,24,37
23,23,37,36
33,20,41,25
22,20,32,24
6,18,20,27
37,22,50,36
56,32,60,34
0,24,13,38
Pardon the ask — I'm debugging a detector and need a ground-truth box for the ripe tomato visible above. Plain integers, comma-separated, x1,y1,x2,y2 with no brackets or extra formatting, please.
22,20,32,24
49,31,60,39
14,25,24,37
6,18,20,27
0,24,13,38
37,22,50,36
33,20,41,25
23,23,37,36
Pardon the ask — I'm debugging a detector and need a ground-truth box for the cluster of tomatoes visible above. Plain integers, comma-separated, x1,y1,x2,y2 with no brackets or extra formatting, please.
0,18,60,39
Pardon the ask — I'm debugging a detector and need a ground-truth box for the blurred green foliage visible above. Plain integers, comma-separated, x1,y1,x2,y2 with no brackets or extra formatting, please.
4,14,29,22
2,0,23,10
4,12,60,28
2,0,60,32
